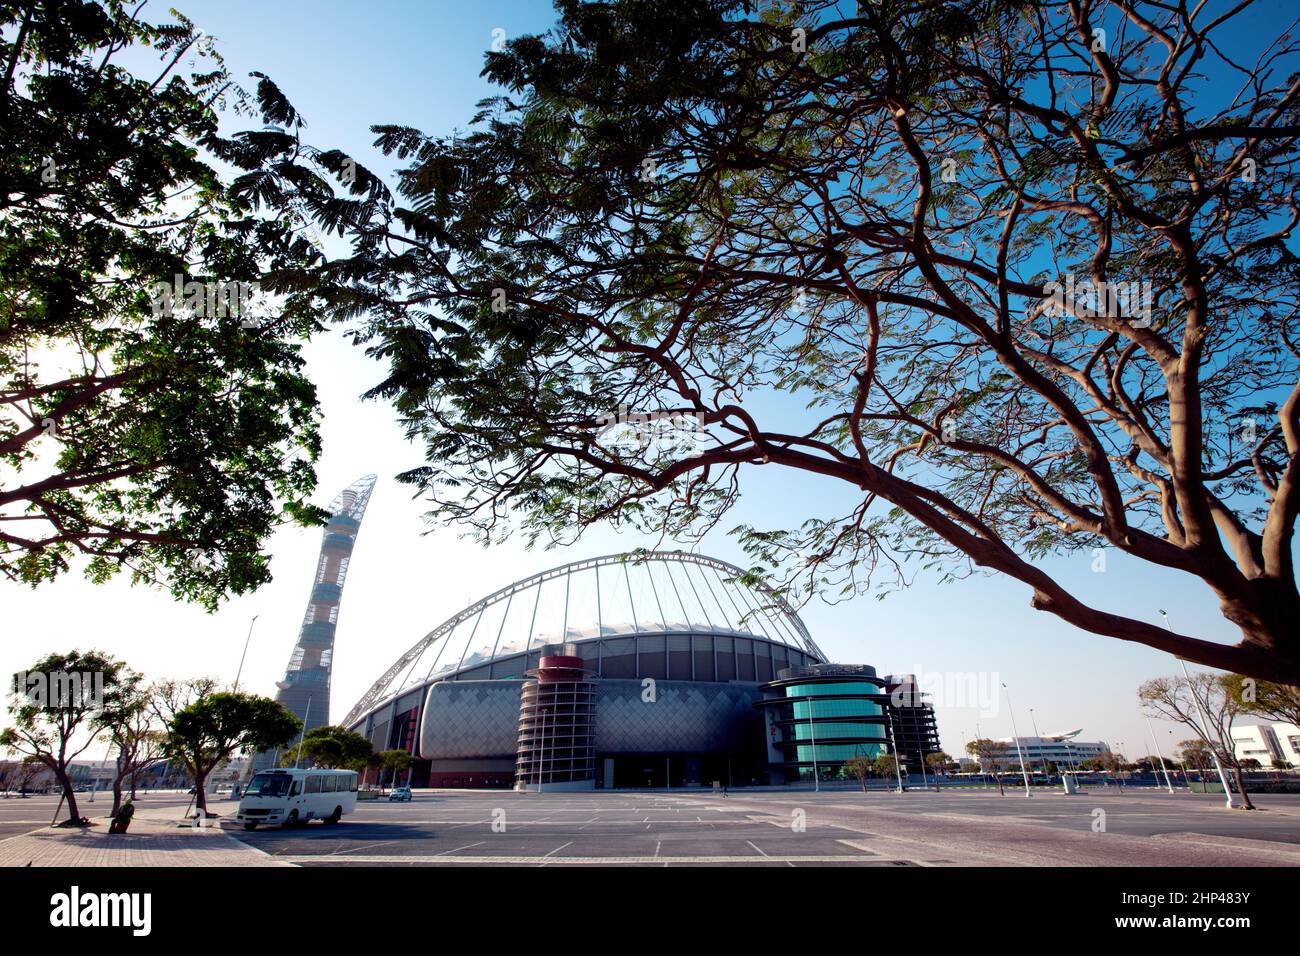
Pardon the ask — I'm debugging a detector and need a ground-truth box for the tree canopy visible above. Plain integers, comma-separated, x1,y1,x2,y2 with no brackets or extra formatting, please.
282,723,373,770
237,0,1299,679
165,690,299,812
0,0,325,607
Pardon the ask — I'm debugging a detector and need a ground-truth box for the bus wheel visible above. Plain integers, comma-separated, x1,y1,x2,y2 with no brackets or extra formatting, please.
324,806,342,825
284,810,299,829
243,822,257,831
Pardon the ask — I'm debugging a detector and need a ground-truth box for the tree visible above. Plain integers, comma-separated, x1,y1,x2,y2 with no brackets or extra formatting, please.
281,724,373,770
871,752,900,790
375,748,414,790
256,0,1300,681
1177,739,1212,785
1,650,125,824
844,754,872,792
925,750,950,790
1223,675,1300,728
0,0,326,607
967,738,1010,795
164,691,299,815
1099,750,1124,789
95,674,168,817
1141,675,1255,808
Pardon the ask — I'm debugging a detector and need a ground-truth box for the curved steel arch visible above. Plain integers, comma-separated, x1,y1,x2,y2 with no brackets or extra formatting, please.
341,550,822,728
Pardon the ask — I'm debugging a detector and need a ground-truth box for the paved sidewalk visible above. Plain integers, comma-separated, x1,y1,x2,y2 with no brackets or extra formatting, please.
0,806,292,867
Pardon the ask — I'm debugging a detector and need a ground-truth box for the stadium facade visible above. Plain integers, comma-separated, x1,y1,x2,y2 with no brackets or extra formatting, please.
343,551,940,789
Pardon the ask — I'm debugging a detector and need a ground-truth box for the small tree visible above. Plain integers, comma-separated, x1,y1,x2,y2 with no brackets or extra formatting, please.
282,725,373,771
165,692,300,815
872,753,900,790
376,749,414,790
845,755,873,792
925,751,950,791
95,674,168,817
1141,675,1255,809
1,651,126,825
1178,740,1212,785
967,739,1010,795
1100,751,1124,789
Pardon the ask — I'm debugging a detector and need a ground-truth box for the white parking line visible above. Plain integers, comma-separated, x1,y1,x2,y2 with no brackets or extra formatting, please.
437,841,485,856
746,840,768,856
328,841,394,856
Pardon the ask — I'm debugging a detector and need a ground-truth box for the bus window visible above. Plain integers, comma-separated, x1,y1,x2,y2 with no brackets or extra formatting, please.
290,780,302,797
244,773,292,798
324,775,338,793
306,775,322,794
349,773,358,792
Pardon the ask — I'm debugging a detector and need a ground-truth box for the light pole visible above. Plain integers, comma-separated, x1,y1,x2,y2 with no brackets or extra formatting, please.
887,710,905,792
293,696,312,769
1159,610,1236,809
1002,683,1032,797
1146,716,1175,793
233,614,258,692
1029,707,1049,778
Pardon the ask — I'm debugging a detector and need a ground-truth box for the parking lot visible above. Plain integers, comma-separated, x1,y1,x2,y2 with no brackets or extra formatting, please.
219,787,1300,867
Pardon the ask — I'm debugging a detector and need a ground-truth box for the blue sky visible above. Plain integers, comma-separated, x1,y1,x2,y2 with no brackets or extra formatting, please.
3,0,1287,766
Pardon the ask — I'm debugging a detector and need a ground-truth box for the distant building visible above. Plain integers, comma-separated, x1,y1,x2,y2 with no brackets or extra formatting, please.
1232,724,1300,768
993,730,1110,771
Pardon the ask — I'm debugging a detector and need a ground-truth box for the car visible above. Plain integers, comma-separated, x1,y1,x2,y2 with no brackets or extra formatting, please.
388,786,412,802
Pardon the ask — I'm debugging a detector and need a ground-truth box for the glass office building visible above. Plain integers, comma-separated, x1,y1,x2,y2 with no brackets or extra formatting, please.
757,665,893,782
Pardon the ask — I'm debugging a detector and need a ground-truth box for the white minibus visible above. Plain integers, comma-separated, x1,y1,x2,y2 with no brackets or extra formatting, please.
236,768,358,830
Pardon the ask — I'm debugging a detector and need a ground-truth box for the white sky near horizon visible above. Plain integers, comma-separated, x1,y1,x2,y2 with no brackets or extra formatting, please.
3,0,1291,767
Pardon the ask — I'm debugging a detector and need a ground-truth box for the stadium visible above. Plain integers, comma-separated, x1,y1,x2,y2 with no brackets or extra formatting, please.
338,549,939,789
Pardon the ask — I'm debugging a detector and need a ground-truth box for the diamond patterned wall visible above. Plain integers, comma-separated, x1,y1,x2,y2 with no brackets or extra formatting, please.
419,680,522,759
419,678,766,761
595,679,764,753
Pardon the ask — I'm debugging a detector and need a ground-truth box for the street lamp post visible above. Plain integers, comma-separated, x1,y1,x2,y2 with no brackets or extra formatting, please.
1002,683,1032,797
1159,610,1235,809
1146,716,1175,794
887,710,905,792
233,614,258,693
1029,707,1049,778
293,696,312,769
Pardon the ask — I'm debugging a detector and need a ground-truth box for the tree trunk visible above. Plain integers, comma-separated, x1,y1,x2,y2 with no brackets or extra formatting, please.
996,773,1004,796
1230,766,1255,810
56,771,80,824
193,769,208,814
110,778,124,819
